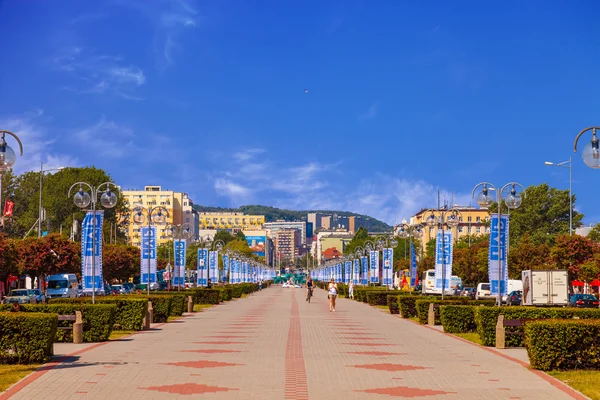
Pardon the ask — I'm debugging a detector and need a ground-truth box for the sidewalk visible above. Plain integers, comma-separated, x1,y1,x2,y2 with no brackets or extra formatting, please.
2,287,586,399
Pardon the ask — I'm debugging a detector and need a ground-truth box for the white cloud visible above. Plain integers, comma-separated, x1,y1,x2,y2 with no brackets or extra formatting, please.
52,47,145,99
359,103,379,121
233,148,266,162
72,117,138,158
215,179,252,198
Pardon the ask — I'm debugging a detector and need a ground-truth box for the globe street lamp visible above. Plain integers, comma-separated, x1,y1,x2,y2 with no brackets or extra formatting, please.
544,158,572,235
165,223,193,291
472,182,526,306
396,221,424,287
573,126,600,169
421,207,462,300
132,205,170,296
0,130,23,229
68,182,119,304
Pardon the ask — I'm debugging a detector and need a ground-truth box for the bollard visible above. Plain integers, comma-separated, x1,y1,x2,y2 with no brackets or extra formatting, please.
427,303,435,326
148,301,154,326
495,315,506,349
143,301,152,330
187,296,194,313
73,311,83,344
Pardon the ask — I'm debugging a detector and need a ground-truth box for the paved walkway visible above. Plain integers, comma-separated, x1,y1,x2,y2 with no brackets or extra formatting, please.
2,287,585,399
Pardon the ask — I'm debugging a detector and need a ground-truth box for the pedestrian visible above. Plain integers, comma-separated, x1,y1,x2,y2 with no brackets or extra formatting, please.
348,281,354,299
328,278,338,312
9,301,20,312
258,280,263,291
306,277,313,301
207,279,212,289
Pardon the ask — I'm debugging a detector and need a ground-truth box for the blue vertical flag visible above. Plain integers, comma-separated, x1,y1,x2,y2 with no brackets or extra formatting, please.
353,259,360,284
222,254,229,283
140,226,157,284
173,239,187,287
344,261,352,284
369,251,379,284
208,251,218,283
434,230,453,291
410,242,418,287
488,214,509,296
81,210,104,292
382,248,393,285
197,248,208,286
360,256,368,285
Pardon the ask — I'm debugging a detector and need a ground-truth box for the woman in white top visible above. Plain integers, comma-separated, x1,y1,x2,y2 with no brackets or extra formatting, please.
348,281,355,300
328,278,338,312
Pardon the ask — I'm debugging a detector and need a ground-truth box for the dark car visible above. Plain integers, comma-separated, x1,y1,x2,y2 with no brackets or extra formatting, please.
569,294,600,308
506,290,522,306
461,287,476,299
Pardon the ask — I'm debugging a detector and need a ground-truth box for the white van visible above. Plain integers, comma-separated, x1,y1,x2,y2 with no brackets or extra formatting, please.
475,282,493,300
46,274,79,299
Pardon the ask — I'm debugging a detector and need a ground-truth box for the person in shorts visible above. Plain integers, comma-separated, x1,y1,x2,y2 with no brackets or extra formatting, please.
328,278,338,312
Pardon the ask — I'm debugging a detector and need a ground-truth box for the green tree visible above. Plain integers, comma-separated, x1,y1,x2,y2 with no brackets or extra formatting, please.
452,241,489,286
103,243,140,282
507,234,551,277
550,234,598,279
577,257,600,282
342,227,370,256
214,230,235,245
489,183,583,246
0,234,18,282
587,223,600,242
235,230,247,241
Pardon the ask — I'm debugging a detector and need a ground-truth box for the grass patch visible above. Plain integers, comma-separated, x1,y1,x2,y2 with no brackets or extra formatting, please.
548,370,600,400
108,330,136,340
375,305,389,313
167,316,182,322
241,293,248,299
409,317,420,323
0,364,40,392
193,304,214,312
453,332,483,345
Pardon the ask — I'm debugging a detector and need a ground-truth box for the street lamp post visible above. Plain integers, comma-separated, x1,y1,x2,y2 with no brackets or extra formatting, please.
573,126,600,169
396,222,424,289
421,207,462,300
0,130,24,229
39,162,65,238
132,205,169,296
472,182,526,306
166,223,193,291
544,158,572,235
68,182,119,304
212,240,225,284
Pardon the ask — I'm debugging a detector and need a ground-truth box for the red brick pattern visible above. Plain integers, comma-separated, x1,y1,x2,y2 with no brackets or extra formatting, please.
165,360,242,369
182,349,241,354
351,363,429,372
141,383,238,394
347,351,406,356
285,293,308,400
193,341,246,345
356,386,456,397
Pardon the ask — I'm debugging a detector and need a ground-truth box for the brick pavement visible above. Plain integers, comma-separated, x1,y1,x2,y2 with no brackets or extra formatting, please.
2,286,586,399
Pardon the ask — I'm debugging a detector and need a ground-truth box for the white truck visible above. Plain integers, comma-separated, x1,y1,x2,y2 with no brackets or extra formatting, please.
521,270,569,306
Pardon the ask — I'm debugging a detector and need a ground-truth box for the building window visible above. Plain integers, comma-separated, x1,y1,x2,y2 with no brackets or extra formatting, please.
476,217,481,222
458,226,463,233
467,216,472,222
476,227,481,233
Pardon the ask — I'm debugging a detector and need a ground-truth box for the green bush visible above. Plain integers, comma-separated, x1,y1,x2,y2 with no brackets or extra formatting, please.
475,307,600,347
218,287,233,302
192,289,221,304
387,295,400,314
366,291,392,306
0,313,57,364
49,297,148,331
398,296,434,319
354,287,388,303
416,299,495,325
144,295,172,323
228,285,243,298
525,319,600,371
440,305,479,333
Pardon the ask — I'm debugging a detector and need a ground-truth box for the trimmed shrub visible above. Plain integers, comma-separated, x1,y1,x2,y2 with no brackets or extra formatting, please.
398,296,434,319
0,312,57,364
228,285,244,299
366,291,392,306
145,295,172,323
416,299,495,325
440,305,478,333
355,287,388,303
218,287,233,302
192,289,221,305
475,307,600,347
525,319,600,371
49,297,148,331
387,295,400,314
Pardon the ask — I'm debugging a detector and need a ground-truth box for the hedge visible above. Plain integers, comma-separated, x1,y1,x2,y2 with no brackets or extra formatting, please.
387,295,399,314
150,292,186,317
355,287,388,303
144,295,172,323
440,305,480,333
525,319,600,371
398,296,435,319
366,291,393,306
50,297,148,331
228,285,244,299
475,307,600,347
218,287,233,302
416,299,495,325
0,313,57,364
0,303,116,342
192,289,221,305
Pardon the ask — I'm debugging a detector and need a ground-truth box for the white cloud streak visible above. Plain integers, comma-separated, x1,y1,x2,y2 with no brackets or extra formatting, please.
359,103,379,121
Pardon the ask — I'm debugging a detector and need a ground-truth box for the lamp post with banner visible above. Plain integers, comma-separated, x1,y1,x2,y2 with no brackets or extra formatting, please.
211,240,225,284
166,223,193,291
396,222,424,289
0,130,23,229
132,205,169,296
421,207,463,300
376,236,397,289
472,182,526,306
68,182,119,304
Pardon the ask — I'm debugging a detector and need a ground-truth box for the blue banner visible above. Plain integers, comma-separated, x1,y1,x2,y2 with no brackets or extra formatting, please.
489,214,509,296
410,241,418,287
382,248,393,285
140,226,157,284
173,239,187,287
222,254,229,283
209,251,218,283
353,259,360,284
360,256,368,285
344,261,352,284
81,211,104,292
369,251,379,283
434,230,453,291
197,248,208,286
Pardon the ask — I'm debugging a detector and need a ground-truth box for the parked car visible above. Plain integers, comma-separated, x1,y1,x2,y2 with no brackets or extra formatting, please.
111,284,129,294
123,282,135,292
461,287,476,299
476,283,493,300
569,294,600,308
3,289,46,304
506,290,522,306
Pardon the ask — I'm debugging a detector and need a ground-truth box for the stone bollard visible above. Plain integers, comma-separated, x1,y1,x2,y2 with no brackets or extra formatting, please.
495,315,506,349
187,296,194,313
427,303,435,326
73,311,83,344
143,301,153,330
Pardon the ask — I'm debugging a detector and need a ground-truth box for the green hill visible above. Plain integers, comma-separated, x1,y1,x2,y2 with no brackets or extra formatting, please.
193,204,392,232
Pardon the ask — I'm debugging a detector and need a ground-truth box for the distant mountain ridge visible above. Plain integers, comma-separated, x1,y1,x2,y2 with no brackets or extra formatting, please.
193,204,393,232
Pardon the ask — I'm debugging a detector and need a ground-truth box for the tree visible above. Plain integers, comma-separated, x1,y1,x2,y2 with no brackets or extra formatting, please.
507,234,551,277
103,244,140,282
577,257,600,282
489,183,583,246
0,234,18,281
224,239,253,258
452,241,489,286
235,231,247,241
16,234,80,284
550,234,598,279
587,223,600,242
213,230,235,245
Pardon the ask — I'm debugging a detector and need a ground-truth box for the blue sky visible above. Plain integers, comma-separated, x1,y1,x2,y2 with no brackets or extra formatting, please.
1,0,599,225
